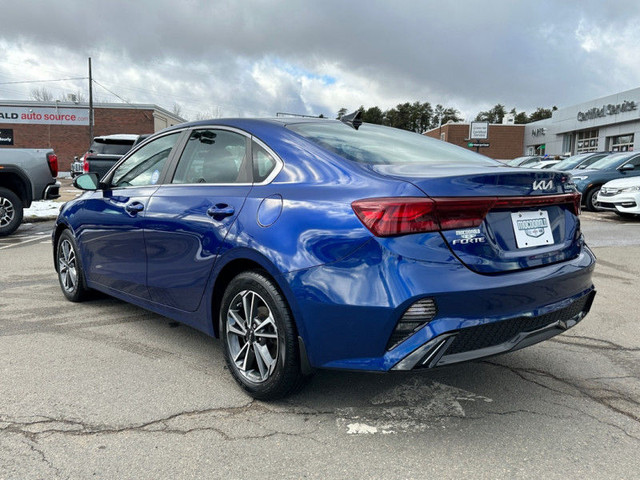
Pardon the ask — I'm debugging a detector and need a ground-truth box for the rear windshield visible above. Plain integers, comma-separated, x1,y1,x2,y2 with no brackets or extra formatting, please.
287,122,499,166
90,139,135,155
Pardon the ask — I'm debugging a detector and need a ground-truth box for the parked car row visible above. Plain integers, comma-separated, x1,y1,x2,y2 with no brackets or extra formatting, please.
568,152,640,211
508,151,640,214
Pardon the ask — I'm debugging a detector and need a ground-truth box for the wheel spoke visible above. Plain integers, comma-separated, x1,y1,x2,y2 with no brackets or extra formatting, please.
254,341,276,376
233,342,249,366
241,342,252,371
252,341,268,380
228,310,246,335
68,267,77,288
254,315,278,339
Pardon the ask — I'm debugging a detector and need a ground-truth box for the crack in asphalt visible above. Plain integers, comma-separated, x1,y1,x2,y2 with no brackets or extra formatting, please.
484,361,640,424
550,334,640,352
20,438,65,479
0,401,327,445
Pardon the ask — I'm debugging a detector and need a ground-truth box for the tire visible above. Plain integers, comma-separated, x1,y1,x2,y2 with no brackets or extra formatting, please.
584,186,601,212
0,187,23,237
56,229,90,302
220,271,304,400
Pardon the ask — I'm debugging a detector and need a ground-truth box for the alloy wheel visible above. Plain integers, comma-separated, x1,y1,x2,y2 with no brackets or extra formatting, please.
0,196,15,227
226,290,279,383
58,239,78,293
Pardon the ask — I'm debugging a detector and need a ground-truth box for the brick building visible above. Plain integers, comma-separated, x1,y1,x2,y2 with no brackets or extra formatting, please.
0,100,184,171
424,123,525,160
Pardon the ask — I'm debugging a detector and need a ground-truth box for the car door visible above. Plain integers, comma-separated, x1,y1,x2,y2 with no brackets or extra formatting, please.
76,131,183,299
144,128,253,311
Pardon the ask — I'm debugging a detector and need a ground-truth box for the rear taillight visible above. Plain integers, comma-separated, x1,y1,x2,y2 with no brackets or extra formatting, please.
83,153,89,173
46,153,58,177
352,193,581,237
351,198,439,237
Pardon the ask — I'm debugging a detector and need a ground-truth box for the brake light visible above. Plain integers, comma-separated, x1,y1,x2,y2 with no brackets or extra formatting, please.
351,198,439,237
352,193,581,237
83,153,89,173
46,153,58,177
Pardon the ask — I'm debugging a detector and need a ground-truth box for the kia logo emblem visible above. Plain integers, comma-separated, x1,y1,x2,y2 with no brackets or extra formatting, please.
533,180,554,190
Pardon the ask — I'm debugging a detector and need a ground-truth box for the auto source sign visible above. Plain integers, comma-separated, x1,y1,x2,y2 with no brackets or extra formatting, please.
0,106,89,126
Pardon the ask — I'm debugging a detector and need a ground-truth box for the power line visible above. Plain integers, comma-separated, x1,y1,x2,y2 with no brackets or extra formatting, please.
92,79,132,104
0,77,87,86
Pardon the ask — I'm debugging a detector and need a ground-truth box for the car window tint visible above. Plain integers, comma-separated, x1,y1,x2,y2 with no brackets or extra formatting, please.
627,156,640,168
252,142,277,183
172,130,248,184
288,122,500,166
111,133,180,187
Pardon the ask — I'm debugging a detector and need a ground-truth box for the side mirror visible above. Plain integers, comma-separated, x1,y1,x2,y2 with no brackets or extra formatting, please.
73,173,100,191
620,163,635,171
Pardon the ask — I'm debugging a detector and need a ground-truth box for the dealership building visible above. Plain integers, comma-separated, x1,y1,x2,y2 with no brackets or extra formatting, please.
524,87,640,157
0,100,184,171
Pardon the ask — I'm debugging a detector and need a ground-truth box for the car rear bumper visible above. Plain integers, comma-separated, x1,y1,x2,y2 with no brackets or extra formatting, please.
286,238,596,371
391,289,595,370
44,181,60,200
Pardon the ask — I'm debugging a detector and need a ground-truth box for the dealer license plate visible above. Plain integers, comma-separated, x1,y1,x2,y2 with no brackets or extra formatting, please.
510,210,554,248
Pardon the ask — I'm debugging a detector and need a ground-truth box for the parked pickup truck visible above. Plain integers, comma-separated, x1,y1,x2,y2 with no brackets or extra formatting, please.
0,148,59,236
76,134,148,179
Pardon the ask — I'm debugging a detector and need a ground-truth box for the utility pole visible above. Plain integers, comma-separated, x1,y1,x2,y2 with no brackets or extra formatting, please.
88,57,94,145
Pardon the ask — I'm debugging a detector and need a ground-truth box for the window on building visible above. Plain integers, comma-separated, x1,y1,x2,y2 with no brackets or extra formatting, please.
562,134,573,154
609,134,634,152
576,129,599,153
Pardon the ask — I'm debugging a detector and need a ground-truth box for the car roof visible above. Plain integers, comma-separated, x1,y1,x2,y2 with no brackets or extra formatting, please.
163,117,335,133
94,134,140,141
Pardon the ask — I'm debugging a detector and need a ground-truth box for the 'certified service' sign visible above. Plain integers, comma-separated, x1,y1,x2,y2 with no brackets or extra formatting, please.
469,121,489,139
0,107,89,126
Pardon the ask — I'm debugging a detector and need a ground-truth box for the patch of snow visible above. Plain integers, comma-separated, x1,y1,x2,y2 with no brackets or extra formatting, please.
23,200,61,219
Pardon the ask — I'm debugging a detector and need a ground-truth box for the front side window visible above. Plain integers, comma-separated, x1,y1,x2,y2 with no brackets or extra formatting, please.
172,129,248,184
111,133,180,187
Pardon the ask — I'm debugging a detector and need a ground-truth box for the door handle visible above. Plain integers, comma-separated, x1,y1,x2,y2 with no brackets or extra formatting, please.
125,202,145,215
207,204,235,220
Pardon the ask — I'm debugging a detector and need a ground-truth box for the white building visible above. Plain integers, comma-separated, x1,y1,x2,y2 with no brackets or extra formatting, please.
524,87,639,156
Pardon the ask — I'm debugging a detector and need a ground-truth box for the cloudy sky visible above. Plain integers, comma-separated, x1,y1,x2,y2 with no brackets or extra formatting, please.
1,0,639,122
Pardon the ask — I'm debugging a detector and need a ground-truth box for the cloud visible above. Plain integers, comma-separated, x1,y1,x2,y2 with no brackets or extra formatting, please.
1,1,639,120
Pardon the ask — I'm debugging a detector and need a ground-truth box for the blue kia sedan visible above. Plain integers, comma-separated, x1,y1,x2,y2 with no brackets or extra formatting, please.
54,116,596,399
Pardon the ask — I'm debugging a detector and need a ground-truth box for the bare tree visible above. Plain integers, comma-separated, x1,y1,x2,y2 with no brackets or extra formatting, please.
30,86,54,101
59,90,87,103
172,102,183,117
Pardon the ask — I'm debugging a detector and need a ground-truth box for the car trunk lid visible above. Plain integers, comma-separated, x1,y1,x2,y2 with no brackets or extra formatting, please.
365,164,582,273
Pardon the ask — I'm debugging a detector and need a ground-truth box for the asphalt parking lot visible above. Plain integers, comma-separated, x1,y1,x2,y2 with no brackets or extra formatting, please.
1,207,639,478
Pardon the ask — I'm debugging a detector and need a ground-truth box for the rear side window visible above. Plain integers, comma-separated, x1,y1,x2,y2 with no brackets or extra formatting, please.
252,142,277,183
172,129,249,184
